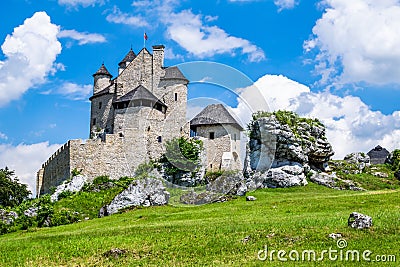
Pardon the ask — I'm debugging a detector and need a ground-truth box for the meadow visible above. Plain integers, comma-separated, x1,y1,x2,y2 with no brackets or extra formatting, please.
0,182,399,266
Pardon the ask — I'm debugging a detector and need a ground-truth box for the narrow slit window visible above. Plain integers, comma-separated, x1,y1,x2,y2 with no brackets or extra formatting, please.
157,136,162,143
92,118,96,125
209,132,215,140
99,102,102,109
174,93,178,101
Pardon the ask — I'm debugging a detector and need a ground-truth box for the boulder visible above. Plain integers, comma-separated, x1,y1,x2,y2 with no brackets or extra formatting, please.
348,212,372,229
101,178,170,216
248,164,307,189
51,175,87,202
246,196,257,201
206,171,247,196
180,190,227,205
309,171,364,191
344,152,370,170
373,172,389,178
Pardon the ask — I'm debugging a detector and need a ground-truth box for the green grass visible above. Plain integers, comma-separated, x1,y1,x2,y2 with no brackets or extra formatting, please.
330,162,400,190
1,183,399,266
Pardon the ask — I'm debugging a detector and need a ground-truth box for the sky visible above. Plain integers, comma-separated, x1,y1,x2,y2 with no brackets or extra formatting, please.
1,0,400,195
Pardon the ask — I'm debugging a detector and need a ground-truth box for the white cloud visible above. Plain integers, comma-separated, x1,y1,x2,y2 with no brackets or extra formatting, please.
58,82,92,100
58,29,106,45
165,10,265,62
305,0,400,85
0,12,62,107
0,132,8,140
233,74,400,159
105,6,149,27
164,48,184,60
0,142,61,196
274,0,298,11
58,0,104,8
107,2,264,62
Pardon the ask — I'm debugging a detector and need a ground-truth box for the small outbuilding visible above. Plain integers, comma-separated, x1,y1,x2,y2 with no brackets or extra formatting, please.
367,145,390,165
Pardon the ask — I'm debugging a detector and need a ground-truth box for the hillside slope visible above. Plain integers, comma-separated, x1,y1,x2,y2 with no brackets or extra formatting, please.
1,184,399,266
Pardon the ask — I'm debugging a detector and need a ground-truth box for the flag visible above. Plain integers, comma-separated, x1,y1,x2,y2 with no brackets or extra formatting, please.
144,32,148,41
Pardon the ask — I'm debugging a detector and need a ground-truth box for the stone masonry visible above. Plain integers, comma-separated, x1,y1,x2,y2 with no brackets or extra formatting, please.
36,44,244,197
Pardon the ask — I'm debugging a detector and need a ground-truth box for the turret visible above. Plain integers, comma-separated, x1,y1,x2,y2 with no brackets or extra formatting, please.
92,63,112,95
118,48,136,74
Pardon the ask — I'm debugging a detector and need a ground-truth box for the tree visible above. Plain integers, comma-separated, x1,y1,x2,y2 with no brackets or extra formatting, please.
162,137,203,174
0,167,31,208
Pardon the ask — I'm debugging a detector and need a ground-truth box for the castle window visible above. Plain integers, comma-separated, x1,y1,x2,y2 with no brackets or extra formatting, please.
174,93,178,101
147,126,151,131
234,134,237,141
92,118,96,125
209,132,215,140
99,102,102,109
157,136,162,143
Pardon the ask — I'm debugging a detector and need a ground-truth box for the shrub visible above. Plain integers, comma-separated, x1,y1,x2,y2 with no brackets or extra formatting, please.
92,175,111,185
161,137,203,175
71,168,81,177
57,190,74,201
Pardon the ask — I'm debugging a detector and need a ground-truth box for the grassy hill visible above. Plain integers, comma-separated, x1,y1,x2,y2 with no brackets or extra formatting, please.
1,182,399,266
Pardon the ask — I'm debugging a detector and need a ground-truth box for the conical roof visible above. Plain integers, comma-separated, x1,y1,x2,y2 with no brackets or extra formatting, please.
118,48,136,66
190,104,243,130
92,63,112,77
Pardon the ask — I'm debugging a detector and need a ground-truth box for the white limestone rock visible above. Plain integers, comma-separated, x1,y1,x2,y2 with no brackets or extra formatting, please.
309,170,364,191
348,212,372,229
50,175,87,202
102,178,169,216
206,171,248,196
344,152,370,170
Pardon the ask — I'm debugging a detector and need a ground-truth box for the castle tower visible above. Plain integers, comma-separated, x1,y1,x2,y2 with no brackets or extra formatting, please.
90,63,114,135
92,63,112,95
118,48,136,75
190,104,243,171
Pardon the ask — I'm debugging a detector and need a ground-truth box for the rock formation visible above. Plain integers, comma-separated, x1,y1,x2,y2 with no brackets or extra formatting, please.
50,175,87,202
348,212,372,229
245,111,334,189
100,178,170,216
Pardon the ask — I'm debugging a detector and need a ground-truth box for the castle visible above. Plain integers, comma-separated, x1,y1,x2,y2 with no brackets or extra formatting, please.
36,45,243,197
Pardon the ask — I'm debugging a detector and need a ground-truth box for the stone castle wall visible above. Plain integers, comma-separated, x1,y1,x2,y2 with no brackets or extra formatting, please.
37,142,71,196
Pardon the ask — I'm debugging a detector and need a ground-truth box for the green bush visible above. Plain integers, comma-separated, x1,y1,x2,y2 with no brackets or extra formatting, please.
161,137,203,175
71,168,81,177
92,175,111,185
57,190,74,201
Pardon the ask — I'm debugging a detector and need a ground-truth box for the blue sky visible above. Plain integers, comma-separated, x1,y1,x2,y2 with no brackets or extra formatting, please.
1,0,400,193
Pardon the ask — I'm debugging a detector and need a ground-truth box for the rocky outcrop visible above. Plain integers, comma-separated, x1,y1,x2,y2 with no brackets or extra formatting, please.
309,171,364,191
100,178,169,216
344,152,370,171
206,171,247,196
245,112,334,189
50,175,87,202
247,164,307,190
348,212,372,229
